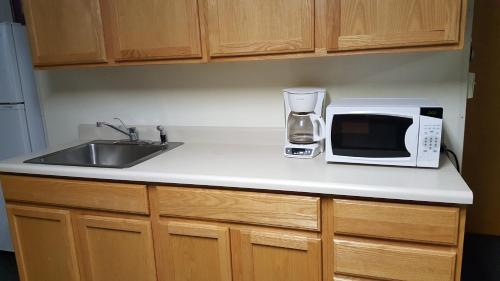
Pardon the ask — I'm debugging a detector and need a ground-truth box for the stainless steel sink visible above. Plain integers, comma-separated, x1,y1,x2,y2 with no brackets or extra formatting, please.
24,140,183,168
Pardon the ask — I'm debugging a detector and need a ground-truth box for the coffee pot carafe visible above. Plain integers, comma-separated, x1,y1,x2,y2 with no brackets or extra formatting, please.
287,112,325,144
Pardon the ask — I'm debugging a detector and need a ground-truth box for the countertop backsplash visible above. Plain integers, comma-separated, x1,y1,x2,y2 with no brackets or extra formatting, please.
79,124,285,145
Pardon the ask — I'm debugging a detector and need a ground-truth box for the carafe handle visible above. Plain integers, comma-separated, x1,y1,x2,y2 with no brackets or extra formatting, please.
310,114,326,141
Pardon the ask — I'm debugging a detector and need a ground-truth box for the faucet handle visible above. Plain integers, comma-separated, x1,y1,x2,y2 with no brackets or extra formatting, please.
113,118,139,141
114,117,129,130
128,127,139,142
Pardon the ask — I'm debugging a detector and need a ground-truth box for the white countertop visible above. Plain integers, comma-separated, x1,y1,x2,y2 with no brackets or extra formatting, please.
0,141,473,205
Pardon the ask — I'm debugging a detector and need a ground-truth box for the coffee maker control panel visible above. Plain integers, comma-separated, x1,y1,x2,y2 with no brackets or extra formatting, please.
286,148,313,156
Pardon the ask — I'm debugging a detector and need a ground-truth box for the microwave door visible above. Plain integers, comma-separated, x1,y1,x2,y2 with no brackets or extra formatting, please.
330,113,419,166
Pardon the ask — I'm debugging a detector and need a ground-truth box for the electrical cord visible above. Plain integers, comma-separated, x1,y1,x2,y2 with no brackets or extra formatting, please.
441,144,460,172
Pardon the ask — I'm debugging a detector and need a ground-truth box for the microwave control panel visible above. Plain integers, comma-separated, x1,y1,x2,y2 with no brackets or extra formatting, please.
422,125,441,153
417,113,443,168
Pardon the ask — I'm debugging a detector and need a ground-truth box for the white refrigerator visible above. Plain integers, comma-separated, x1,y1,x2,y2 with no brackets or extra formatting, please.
0,22,46,251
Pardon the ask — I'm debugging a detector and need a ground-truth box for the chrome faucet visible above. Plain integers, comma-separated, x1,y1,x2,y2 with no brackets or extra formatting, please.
96,118,139,142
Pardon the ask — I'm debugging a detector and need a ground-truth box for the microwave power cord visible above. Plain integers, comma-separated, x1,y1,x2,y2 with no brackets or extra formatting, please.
440,144,460,172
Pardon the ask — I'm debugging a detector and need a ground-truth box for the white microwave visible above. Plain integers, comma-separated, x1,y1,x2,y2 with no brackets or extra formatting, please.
325,98,443,168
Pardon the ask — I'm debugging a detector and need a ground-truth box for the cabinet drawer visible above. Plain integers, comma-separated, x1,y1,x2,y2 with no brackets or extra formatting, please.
1,176,149,214
155,186,320,231
334,237,456,281
333,199,460,245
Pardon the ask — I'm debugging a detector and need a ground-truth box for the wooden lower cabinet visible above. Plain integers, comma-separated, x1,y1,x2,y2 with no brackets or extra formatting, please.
231,227,322,281
156,219,232,281
330,199,465,281
75,214,156,281
154,219,322,281
1,176,467,281
6,204,80,281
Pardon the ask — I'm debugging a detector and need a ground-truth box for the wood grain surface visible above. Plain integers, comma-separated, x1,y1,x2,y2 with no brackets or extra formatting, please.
333,199,460,245
156,185,320,230
1,175,149,215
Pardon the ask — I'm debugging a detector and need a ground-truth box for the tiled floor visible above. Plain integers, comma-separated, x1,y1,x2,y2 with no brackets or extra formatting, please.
0,234,498,281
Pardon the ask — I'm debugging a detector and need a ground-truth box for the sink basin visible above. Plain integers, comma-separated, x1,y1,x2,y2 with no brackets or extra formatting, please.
24,140,183,168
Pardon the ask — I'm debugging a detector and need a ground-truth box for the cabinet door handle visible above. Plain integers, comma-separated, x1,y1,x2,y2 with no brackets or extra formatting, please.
167,221,228,239
250,231,312,251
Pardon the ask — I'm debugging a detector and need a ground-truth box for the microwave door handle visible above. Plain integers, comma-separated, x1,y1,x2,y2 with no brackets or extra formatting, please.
404,122,418,157
311,114,326,141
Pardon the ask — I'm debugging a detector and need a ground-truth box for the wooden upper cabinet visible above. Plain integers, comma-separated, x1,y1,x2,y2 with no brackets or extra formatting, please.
7,204,80,281
22,0,107,66
76,215,157,281
156,220,232,281
205,0,315,57
20,0,466,67
231,227,322,281
105,0,203,61
327,0,463,51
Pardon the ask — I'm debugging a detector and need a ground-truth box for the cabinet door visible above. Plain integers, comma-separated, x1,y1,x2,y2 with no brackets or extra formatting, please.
6,204,80,281
105,0,202,61
231,228,321,281
157,220,232,281
206,0,315,57
76,215,156,281
327,0,462,51
22,0,107,66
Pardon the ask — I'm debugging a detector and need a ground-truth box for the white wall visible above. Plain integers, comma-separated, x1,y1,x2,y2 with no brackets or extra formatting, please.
0,0,12,22
37,49,470,159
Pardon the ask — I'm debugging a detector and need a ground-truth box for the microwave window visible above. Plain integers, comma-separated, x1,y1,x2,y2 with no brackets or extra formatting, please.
341,121,370,134
331,114,413,158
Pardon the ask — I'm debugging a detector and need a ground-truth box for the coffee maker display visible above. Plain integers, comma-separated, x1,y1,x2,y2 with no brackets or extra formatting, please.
283,88,326,158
